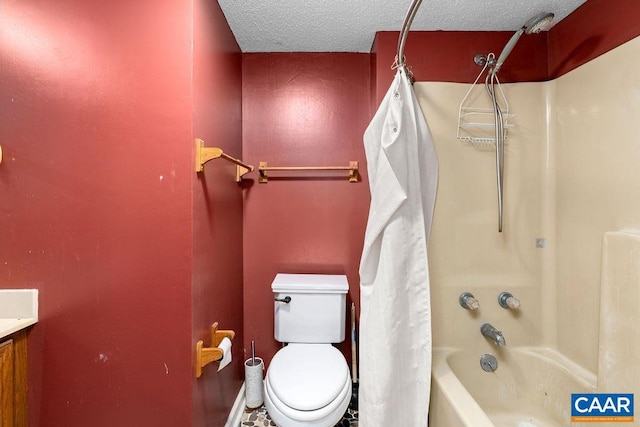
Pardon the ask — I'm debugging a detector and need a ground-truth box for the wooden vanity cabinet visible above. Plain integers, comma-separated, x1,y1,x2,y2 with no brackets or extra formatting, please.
0,330,28,427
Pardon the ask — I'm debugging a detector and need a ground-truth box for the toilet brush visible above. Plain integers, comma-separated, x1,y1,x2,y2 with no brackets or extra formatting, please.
349,303,359,411
245,340,264,409
251,340,255,365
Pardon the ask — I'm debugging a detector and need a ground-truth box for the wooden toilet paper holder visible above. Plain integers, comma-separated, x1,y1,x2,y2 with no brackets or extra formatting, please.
195,322,235,378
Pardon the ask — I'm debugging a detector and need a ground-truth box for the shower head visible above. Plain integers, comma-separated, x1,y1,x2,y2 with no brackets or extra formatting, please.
491,12,555,75
523,12,555,34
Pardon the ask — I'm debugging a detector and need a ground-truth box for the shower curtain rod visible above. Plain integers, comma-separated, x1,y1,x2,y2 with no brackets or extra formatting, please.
396,0,424,69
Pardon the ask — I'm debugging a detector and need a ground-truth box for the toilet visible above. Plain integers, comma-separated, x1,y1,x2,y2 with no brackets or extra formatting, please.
264,273,352,427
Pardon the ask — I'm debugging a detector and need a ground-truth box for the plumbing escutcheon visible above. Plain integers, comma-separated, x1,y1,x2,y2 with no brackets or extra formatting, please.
480,354,498,372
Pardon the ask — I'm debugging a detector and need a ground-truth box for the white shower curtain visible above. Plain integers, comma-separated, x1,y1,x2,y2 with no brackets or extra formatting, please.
359,68,438,426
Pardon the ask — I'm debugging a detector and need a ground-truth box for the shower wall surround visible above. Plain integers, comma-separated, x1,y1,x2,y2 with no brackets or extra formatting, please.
415,81,549,350
554,35,640,374
414,33,640,385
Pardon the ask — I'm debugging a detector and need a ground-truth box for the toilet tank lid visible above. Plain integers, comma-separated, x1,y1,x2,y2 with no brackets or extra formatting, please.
271,274,348,293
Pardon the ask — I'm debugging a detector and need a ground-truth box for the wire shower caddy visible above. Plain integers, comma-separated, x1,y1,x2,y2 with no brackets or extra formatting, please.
456,53,513,148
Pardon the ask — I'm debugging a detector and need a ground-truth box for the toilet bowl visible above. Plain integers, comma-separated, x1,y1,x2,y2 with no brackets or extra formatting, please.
264,343,351,427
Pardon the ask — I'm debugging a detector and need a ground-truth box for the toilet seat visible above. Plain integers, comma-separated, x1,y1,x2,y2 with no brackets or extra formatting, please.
264,343,351,425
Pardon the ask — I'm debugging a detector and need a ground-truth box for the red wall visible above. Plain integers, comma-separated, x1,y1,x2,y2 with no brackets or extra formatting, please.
372,31,548,103
1,0,243,425
241,54,371,366
191,0,244,425
2,0,639,424
373,1,640,103
548,0,640,78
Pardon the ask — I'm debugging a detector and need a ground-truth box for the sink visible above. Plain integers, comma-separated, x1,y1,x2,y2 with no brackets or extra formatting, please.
0,289,38,339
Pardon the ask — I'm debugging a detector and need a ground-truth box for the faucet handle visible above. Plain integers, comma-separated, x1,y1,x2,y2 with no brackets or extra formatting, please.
498,292,520,309
459,292,479,310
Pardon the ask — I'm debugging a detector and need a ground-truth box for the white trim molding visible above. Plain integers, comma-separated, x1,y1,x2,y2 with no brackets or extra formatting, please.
225,383,246,427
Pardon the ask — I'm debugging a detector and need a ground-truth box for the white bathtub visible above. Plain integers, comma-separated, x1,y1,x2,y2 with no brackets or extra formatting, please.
429,347,597,427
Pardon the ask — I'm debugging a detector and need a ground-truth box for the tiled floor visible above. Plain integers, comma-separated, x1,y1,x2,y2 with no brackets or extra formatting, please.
241,405,359,426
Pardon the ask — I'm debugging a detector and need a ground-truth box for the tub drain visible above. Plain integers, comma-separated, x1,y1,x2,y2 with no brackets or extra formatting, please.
480,353,498,372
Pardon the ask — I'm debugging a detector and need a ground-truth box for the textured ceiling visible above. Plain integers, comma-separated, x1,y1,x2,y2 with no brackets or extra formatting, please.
217,0,587,53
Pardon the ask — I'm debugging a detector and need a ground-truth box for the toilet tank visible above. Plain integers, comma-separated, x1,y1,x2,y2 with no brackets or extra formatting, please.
272,274,349,344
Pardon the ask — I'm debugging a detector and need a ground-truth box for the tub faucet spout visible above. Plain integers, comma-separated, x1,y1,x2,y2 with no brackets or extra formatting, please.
481,323,506,346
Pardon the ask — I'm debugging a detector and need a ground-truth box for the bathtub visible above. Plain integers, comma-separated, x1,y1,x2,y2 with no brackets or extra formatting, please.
429,347,597,427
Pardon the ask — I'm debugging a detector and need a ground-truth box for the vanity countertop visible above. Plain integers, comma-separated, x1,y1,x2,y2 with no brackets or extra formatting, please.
0,289,38,340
